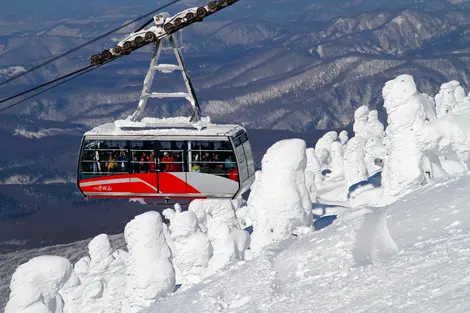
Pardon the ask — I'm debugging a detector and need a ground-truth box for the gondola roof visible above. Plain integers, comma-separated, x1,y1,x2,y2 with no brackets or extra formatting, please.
84,116,245,139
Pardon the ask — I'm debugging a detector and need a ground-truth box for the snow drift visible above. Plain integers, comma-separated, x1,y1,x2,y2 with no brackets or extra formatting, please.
142,172,470,313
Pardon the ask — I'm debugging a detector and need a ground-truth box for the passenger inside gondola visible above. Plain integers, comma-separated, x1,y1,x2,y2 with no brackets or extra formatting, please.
173,152,183,171
116,150,126,172
162,151,175,172
148,151,155,172
228,167,238,181
132,155,140,173
106,155,116,172
214,163,225,175
224,155,234,169
140,153,149,172
191,163,201,172
201,152,211,162
200,162,214,173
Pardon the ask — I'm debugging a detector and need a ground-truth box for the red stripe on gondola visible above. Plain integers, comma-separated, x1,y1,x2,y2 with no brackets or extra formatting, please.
79,173,201,195
158,172,200,194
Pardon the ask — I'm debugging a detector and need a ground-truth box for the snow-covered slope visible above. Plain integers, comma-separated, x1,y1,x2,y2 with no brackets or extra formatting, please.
143,173,470,312
4,172,470,312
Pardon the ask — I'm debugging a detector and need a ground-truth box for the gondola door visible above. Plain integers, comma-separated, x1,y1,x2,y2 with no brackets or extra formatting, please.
155,140,189,197
127,140,159,196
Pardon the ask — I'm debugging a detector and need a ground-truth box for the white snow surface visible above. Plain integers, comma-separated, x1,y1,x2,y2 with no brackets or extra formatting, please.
85,116,243,137
140,173,470,312
7,171,470,312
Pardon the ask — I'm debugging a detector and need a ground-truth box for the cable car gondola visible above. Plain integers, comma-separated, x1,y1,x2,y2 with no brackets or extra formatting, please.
0,0,252,199
76,1,255,201
76,118,255,200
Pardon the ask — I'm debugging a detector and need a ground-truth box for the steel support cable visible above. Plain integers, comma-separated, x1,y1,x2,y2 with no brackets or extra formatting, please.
0,64,95,104
0,0,182,87
0,56,121,113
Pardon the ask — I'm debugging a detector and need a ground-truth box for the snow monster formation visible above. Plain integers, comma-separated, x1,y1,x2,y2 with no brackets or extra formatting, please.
415,108,470,171
435,81,460,117
5,256,77,313
344,136,369,189
168,209,212,286
353,105,370,138
249,139,313,254
381,74,428,197
364,109,386,162
122,211,175,313
314,131,338,166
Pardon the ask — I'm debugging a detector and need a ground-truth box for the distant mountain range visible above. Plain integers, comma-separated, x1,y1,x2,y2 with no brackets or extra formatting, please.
1,0,470,132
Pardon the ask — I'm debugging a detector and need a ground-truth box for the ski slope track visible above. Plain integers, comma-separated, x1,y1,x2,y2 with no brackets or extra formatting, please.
140,174,470,312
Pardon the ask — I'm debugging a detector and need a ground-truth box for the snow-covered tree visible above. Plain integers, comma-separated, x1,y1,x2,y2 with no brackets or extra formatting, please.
122,211,175,313
305,148,323,183
353,105,370,138
414,110,470,170
205,219,238,274
364,110,386,162
314,131,338,166
249,139,313,254
418,93,437,121
203,199,250,273
435,82,459,118
453,81,466,107
344,136,369,188
461,94,470,111
204,199,239,231
5,256,77,313
329,141,345,177
88,234,114,274
168,209,212,286
339,130,349,145
188,199,208,233
381,74,427,197
305,170,318,202
59,234,127,313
